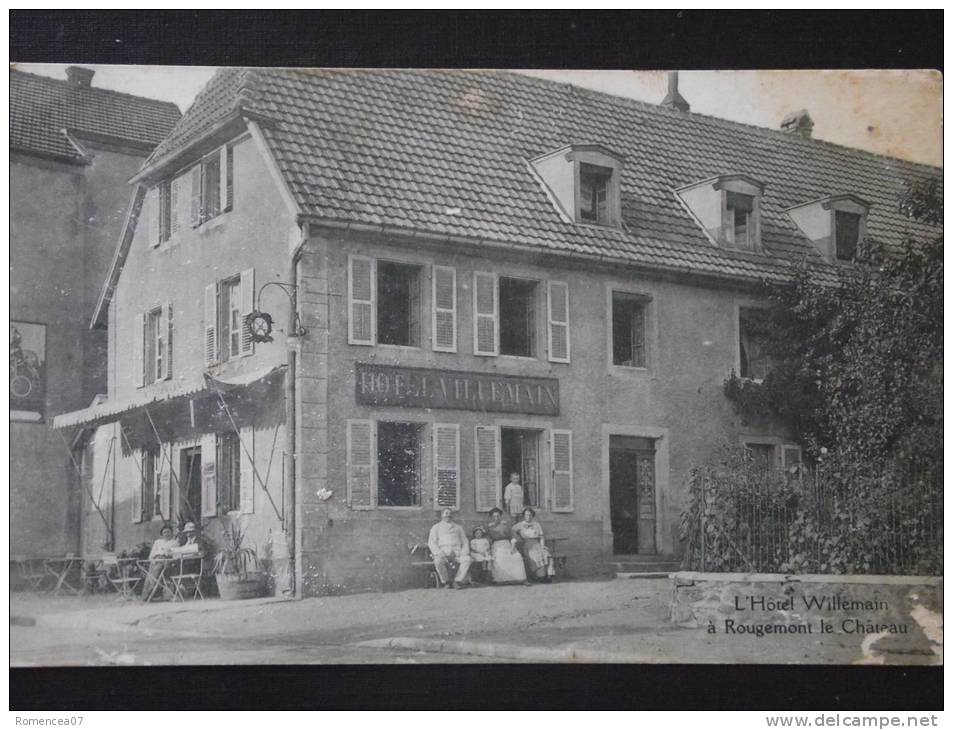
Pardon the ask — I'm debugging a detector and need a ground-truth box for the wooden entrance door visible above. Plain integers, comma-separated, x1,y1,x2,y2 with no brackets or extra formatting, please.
609,436,657,554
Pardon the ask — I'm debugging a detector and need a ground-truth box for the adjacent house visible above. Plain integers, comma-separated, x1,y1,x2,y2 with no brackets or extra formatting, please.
11,67,180,557
52,69,941,595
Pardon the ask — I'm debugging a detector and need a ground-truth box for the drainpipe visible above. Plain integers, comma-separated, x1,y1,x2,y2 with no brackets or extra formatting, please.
286,235,305,599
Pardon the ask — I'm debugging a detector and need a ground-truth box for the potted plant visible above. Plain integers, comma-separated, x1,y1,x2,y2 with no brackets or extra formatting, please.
212,520,267,600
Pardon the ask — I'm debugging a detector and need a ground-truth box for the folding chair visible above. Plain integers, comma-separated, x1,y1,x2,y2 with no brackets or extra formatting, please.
13,556,49,592
169,554,205,601
103,555,143,600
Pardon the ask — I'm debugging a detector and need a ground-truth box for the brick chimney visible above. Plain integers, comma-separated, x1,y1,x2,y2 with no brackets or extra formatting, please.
660,71,690,112
781,109,814,139
66,66,95,87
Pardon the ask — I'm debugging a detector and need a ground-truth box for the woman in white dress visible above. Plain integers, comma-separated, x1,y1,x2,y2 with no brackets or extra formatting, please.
485,507,529,585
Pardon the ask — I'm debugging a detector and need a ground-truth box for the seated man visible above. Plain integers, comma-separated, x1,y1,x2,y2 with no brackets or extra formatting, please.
172,522,204,555
427,508,472,589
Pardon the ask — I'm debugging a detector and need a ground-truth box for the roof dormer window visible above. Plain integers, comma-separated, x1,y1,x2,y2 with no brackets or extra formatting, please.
530,143,624,228
579,164,611,224
785,194,870,264
834,210,861,261
726,191,755,250
676,174,765,252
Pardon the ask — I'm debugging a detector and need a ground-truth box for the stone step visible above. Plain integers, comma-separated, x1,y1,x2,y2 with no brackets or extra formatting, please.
608,557,681,574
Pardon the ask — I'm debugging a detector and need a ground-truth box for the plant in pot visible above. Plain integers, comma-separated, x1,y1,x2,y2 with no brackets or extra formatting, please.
212,520,267,600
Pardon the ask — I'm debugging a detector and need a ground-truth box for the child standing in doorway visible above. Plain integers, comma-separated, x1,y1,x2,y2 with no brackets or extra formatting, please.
504,471,524,518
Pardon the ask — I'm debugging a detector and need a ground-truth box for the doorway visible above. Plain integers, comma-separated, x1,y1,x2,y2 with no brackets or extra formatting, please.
178,446,203,525
500,427,542,510
609,435,657,554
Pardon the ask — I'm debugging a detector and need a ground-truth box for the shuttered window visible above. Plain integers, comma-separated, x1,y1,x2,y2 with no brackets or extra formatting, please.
432,266,457,352
240,427,255,513
200,434,218,518
190,165,203,228
157,181,172,244
547,280,570,363
188,145,234,228
473,272,499,356
348,255,376,346
346,419,376,509
157,448,172,520
474,425,501,512
133,312,145,388
170,175,183,237
217,432,242,513
146,186,160,248
204,283,218,367
134,448,159,523
550,429,574,512
433,423,460,510
239,269,254,356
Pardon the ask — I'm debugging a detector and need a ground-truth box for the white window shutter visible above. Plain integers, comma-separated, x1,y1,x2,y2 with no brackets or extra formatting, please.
190,165,203,227
204,283,218,367
225,146,234,211
346,419,375,509
433,423,461,510
158,449,172,520
201,433,217,518
474,425,501,512
431,265,457,352
162,302,173,380
547,280,571,363
219,146,229,214
132,451,144,523
551,429,574,512
146,187,160,248
132,312,145,388
347,255,375,346
240,268,255,356
170,175,182,236
240,426,255,514
473,271,498,356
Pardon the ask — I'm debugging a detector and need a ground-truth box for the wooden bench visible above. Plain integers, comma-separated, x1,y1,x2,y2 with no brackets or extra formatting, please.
547,537,569,573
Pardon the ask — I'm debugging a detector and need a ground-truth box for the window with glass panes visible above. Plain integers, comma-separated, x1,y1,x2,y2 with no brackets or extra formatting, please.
726,191,754,249
143,308,163,384
377,422,422,507
612,292,647,368
219,277,242,361
835,210,861,261
217,432,241,513
579,164,612,224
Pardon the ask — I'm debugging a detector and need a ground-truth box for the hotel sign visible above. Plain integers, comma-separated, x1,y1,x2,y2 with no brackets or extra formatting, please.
355,363,559,416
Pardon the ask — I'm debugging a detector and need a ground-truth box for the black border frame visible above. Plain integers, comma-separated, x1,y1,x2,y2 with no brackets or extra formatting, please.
10,9,943,711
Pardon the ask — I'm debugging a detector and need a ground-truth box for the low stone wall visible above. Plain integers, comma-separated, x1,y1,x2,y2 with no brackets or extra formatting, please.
670,572,942,662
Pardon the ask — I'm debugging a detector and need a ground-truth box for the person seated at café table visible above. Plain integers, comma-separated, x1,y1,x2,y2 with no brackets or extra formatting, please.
172,522,204,555
141,524,178,601
427,508,472,589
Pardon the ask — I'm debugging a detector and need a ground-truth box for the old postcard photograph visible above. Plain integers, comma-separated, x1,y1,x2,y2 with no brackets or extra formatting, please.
9,63,942,671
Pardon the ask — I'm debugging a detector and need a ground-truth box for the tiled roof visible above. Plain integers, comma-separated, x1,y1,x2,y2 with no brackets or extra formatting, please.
147,68,942,284
10,69,181,162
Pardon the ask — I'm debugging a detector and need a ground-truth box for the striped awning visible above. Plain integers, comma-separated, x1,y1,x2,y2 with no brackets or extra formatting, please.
51,364,286,430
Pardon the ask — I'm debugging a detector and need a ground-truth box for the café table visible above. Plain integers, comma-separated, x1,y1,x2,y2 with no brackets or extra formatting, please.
136,557,177,603
44,555,84,596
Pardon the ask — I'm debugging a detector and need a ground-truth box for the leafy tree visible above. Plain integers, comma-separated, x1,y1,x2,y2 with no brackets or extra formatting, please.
724,177,942,471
